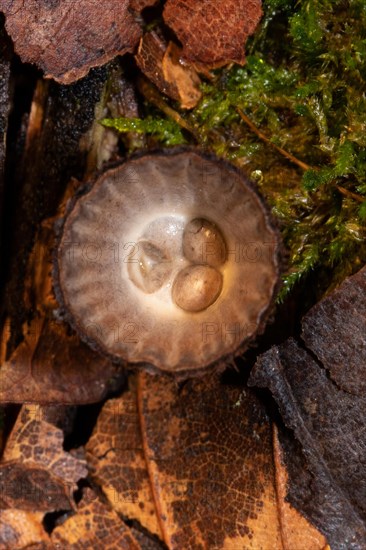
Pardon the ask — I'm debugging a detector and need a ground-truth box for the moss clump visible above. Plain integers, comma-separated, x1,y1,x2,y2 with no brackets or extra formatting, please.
101,115,185,146
103,0,366,302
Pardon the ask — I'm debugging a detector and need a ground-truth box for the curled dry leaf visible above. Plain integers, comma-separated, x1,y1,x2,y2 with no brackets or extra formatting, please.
249,265,366,549
0,0,146,84
136,31,202,109
86,372,326,549
163,0,263,70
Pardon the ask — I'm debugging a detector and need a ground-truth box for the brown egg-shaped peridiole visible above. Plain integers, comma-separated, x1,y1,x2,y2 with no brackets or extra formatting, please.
55,150,282,376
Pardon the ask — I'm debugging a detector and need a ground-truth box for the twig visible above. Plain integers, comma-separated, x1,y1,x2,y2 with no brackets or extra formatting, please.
237,108,312,171
336,185,365,203
237,108,365,204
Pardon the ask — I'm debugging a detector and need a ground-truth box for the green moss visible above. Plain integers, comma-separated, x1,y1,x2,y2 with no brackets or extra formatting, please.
104,0,366,302
101,115,186,146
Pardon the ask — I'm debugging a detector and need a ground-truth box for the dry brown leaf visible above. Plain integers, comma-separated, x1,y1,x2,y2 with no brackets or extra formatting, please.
86,377,163,540
136,31,202,109
0,405,146,549
0,461,72,513
1,0,146,84
0,509,50,549
51,487,141,549
163,0,263,70
2,405,87,481
0,315,121,404
86,372,327,549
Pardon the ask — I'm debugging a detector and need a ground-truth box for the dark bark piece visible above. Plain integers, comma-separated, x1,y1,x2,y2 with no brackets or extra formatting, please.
0,20,11,183
250,338,366,549
0,67,127,404
1,0,143,84
3,69,108,349
302,265,366,395
0,20,12,302
163,0,262,69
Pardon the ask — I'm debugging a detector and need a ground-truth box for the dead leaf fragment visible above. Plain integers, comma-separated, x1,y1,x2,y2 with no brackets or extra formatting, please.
163,42,202,109
2,405,88,483
51,488,140,549
136,32,202,108
0,404,88,515
0,316,121,404
1,0,144,84
87,372,326,549
86,379,162,539
163,0,263,69
0,461,71,512
0,509,50,549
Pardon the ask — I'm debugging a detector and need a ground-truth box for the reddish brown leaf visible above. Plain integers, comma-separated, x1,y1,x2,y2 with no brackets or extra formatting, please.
1,0,144,84
163,0,263,69
136,32,202,108
129,0,159,10
250,265,366,548
86,372,326,548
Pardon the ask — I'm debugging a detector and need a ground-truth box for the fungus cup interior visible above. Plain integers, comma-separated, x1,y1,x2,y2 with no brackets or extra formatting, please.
55,150,281,375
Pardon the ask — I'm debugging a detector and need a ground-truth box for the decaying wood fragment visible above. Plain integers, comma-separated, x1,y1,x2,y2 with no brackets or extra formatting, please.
250,265,366,549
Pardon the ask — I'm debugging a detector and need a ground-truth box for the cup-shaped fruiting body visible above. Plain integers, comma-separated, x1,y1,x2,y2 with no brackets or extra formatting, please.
55,150,282,376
